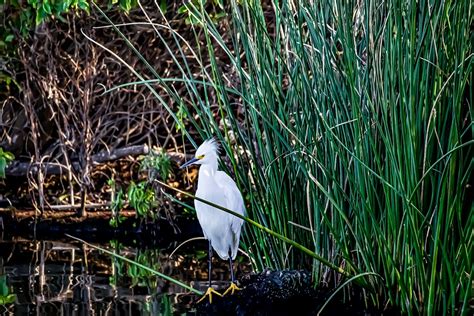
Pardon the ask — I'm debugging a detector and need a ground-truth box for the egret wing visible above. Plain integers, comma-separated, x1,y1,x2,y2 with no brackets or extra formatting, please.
215,171,246,217
215,171,245,259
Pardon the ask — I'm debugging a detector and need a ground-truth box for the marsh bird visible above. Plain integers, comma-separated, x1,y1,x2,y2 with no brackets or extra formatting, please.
180,138,245,303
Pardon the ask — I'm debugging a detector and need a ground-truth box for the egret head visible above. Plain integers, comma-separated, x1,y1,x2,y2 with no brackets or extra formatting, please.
180,138,219,169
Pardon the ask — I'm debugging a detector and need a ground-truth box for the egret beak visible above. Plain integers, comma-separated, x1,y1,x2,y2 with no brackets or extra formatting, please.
180,157,199,169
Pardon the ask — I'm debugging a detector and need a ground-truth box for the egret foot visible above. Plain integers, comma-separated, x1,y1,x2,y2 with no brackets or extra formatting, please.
223,282,241,296
197,287,222,304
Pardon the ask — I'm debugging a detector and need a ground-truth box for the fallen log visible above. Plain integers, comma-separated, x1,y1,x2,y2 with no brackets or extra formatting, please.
5,145,192,177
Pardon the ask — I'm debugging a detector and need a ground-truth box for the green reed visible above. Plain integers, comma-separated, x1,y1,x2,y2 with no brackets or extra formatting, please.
95,0,473,313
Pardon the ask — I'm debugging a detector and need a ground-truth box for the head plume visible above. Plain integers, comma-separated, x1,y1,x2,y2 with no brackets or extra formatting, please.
196,137,220,157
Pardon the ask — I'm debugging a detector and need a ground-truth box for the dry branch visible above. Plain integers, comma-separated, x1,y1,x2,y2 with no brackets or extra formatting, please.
1,1,222,209
5,145,136,176
5,145,194,177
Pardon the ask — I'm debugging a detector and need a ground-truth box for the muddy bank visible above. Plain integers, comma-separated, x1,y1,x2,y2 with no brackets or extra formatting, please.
196,270,399,316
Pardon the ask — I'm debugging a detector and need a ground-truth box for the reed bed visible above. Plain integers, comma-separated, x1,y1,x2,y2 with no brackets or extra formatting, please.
98,0,473,313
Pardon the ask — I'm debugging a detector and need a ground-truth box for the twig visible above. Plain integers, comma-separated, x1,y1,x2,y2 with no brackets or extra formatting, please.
44,203,111,210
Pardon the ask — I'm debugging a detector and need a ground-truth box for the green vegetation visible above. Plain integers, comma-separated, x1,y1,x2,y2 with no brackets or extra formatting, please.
0,148,14,179
177,0,226,25
108,240,162,288
141,150,172,182
108,177,126,227
1,0,137,34
0,275,16,305
108,151,173,227
127,181,156,218
95,0,472,314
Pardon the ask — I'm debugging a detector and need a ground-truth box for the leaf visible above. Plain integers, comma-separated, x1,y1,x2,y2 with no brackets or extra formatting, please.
0,294,17,305
27,0,38,9
9,0,20,8
0,275,8,296
42,2,52,15
35,6,49,25
109,218,117,228
159,0,167,13
5,35,14,43
211,0,223,9
212,11,226,21
186,14,201,26
119,0,132,13
0,157,6,178
0,73,12,85
2,151,14,162
177,5,188,14
78,0,89,12
0,148,15,177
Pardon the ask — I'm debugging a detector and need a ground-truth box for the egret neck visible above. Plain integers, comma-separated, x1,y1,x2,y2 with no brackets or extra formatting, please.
198,155,218,179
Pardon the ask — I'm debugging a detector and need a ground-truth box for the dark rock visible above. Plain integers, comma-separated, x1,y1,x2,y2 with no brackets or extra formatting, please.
195,269,400,316
196,269,320,316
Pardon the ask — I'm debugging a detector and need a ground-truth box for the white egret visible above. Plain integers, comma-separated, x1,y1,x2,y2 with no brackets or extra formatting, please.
180,138,245,303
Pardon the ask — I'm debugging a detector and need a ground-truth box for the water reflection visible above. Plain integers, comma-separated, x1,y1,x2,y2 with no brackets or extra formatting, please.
0,237,247,315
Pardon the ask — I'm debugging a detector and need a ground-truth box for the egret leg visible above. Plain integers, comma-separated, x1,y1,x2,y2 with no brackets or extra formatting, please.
197,241,222,304
229,255,235,283
223,251,241,296
208,240,213,287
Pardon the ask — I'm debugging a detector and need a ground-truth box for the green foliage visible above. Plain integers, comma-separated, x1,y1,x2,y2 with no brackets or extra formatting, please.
1,0,90,46
0,148,14,179
0,275,16,305
99,0,473,313
175,101,187,132
108,151,172,227
127,181,156,219
126,249,161,288
141,150,172,182
110,0,138,14
108,177,126,228
177,0,225,25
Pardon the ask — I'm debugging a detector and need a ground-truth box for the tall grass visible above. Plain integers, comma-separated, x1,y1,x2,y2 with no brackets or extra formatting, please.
97,0,472,313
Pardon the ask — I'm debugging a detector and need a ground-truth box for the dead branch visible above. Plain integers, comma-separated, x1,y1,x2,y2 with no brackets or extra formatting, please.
1,0,231,211
5,145,194,177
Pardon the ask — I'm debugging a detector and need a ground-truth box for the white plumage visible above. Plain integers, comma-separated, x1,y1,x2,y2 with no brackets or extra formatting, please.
183,138,245,259
180,138,245,301
196,169,245,260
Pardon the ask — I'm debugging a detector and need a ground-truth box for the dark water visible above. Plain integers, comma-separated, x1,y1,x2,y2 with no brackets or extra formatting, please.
0,235,246,315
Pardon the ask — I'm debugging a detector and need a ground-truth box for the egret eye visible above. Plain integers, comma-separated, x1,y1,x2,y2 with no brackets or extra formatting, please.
197,155,205,159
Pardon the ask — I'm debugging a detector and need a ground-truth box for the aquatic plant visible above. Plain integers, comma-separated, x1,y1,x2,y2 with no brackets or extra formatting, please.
93,0,473,313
